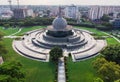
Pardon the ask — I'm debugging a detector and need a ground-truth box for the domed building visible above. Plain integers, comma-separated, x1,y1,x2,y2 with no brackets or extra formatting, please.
13,7,106,62
46,10,73,37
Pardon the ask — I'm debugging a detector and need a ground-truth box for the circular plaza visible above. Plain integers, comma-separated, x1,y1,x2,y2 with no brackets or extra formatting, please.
13,12,106,62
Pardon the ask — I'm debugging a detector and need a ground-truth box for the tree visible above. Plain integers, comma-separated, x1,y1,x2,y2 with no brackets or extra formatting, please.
101,44,120,64
93,57,108,70
98,62,120,82
94,77,104,82
0,75,13,82
101,14,111,22
93,58,120,82
49,46,63,62
0,61,25,82
114,79,120,82
3,24,10,29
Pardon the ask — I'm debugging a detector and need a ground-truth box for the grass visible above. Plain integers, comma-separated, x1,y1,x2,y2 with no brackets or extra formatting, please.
0,26,56,82
67,26,119,82
1,25,119,82
67,57,97,82
16,26,46,35
0,26,19,36
2,38,55,82
106,37,119,45
0,26,45,36
75,26,107,36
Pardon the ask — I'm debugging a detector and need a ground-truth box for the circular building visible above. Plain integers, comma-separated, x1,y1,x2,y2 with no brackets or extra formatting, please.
13,8,107,62
46,16,73,37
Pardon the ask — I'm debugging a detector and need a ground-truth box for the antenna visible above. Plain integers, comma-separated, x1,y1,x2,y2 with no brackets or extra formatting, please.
8,0,12,10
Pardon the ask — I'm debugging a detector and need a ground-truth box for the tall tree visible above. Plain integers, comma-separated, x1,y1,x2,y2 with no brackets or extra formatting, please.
93,58,120,82
0,75,12,82
101,44,120,64
0,61,25,82
49,46,63,62
101,14,111,22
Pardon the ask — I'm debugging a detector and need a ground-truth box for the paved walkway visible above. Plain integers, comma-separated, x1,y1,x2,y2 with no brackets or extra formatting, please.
102,31,120,43
3,28,22,38
4,36,21,38
58,57,66,82
9,28,22,36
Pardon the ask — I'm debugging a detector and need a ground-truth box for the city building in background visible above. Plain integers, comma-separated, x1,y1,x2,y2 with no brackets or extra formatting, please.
64,5,78,19
0,7,13,19
112,18,120,28
88,6,120,20
13,8,34,19
0,5,120,20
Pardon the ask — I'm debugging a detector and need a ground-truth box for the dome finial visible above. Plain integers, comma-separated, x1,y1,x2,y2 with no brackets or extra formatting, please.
58,6,62,18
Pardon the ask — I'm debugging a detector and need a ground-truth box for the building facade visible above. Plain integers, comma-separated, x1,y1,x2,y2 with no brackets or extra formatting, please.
13,8,34,19
113,18,120,28
64,5,78,19
88,6,120,20
0,7,13,19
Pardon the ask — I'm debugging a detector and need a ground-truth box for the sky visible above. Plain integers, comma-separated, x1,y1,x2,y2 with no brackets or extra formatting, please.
0,0,120,5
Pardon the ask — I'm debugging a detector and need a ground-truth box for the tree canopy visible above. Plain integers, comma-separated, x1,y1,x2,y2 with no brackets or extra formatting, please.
0,61,25,82
100,14,111,22
93,77,104,82
93,58,120,82
49,46,63,62
114,79,120,82
0,75,12,82
101,44,120,64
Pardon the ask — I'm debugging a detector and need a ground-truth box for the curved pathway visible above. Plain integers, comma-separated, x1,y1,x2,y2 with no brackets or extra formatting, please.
9,28,22,36
102,31,120,43
4,28,22,38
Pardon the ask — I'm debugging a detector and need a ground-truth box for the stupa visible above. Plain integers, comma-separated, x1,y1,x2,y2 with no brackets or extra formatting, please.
13,7,106,62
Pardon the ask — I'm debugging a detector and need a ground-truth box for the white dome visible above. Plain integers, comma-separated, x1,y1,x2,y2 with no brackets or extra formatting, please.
52,17,67,30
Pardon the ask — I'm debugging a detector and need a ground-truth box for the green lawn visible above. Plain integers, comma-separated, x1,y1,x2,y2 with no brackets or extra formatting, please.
67,57,97,82
75,26,107,36
16,26,46,35
1,26,54,82
2,38,55,82
0,26,19,36
67,26,119,82
1,25,119,82
106,37,119,45
0,26,45,36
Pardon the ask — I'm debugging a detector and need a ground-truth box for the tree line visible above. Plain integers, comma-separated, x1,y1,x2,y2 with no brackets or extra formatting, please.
0,17,115,31
93,44,120,82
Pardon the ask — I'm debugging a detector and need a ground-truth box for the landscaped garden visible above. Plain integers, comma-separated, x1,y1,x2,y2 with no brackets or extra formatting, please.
0,26,55,82
110,30,120,40
2,38,56,82
0,26,19,36
0,25,119,82
67,26,119,82
16,26,46,35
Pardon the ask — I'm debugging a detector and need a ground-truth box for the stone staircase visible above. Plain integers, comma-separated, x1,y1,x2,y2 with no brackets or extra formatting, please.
58,57,66,82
